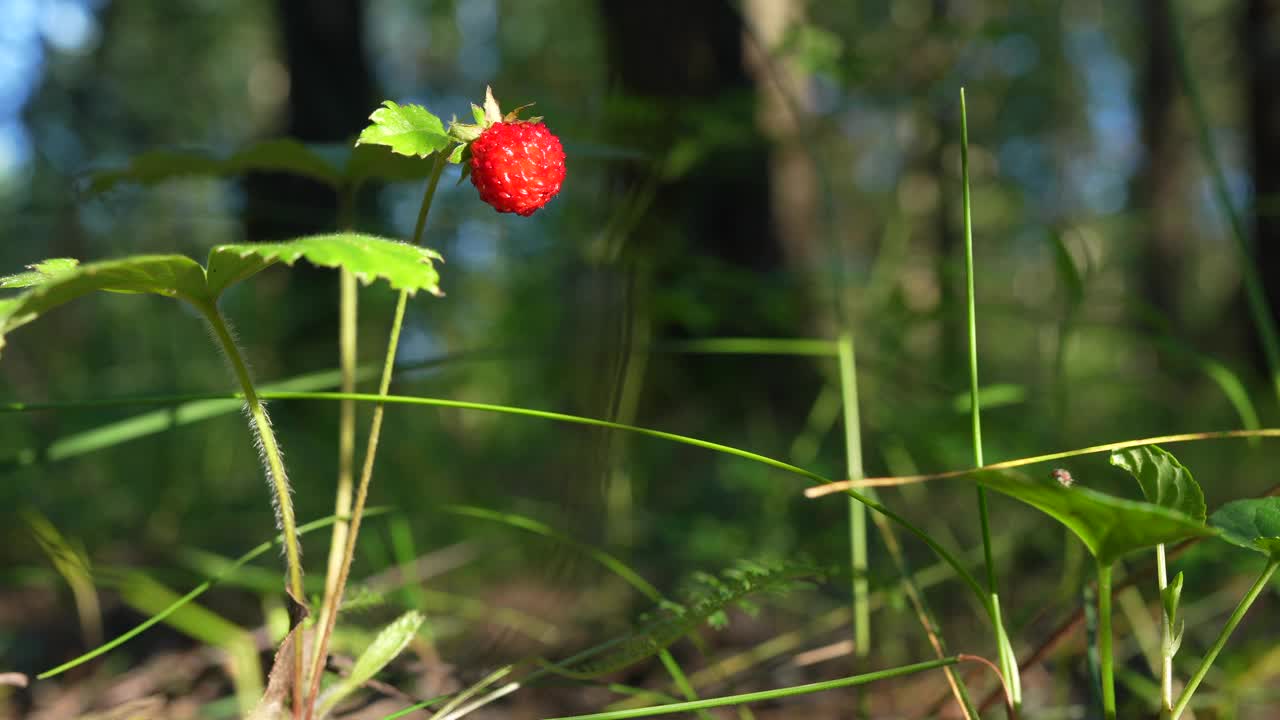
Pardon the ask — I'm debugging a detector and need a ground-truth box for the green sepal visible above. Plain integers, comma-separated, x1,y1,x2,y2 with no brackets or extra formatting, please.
483,86,502,123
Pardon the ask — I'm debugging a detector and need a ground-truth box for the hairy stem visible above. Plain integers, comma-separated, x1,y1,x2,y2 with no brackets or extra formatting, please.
1171,557,1279,719
303,152,447,718
196,299,306,718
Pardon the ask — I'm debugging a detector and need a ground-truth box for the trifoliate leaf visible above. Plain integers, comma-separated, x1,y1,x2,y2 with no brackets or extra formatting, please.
1210,497,1280,557
207,233,443,298
972,470,1215,565
1110,445,1206,523
356,101,451,158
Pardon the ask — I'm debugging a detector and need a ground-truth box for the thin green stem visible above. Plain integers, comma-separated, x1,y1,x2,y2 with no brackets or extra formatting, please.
1097,562,1116,720
304,153,447,718
1171,557,1279,719
657,650,713,720
1169,4,1280,406
837,333,869,659
315,190,361,686
544,657,960,720
1157,543,1173,713
194,299,306,717
961,86,1019,708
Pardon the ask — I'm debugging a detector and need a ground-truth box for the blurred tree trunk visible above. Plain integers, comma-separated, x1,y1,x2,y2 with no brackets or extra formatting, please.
248,0,373,239
741,0,825,327
243,0,374,374
1137,0,1190,330
1246,0,1280,337
589,0,812,552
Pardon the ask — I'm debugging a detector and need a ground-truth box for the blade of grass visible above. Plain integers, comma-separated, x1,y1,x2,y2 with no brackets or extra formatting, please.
544,657,960,720
36,509,388,679
807,428,1280,494
9,384,992,607
837,333,869,660
960,86,1021,708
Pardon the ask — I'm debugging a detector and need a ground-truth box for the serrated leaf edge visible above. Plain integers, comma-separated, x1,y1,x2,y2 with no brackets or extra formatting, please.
212,241,444,297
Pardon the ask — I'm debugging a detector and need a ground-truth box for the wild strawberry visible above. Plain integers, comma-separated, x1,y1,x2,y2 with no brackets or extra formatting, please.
448,87,566,216
469,121,565,216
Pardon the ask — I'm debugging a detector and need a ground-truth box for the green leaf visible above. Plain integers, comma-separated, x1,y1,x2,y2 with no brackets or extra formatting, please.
223,138,344,185
1109,445,1206,523
315,610,424,716
344,142,442,186
356,101,451,158
1210,497,1280,557
972,470,1215,565
88,149,226,193
471,102,487,125
206,233,444,298
1049,229,1084,306
0,258,80,289
0,255,209,354
88,139,343,193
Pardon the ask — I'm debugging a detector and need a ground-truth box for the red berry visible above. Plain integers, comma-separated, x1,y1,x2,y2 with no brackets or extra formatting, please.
469,121,566,216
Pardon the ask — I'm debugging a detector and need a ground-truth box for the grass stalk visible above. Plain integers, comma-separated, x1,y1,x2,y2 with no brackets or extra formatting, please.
1156,544,1173,714
1097,562,1116,720
837,333,869,658
960,86,1021,708
1171,557,1280,719
303,152,447,717
544,657,960,720
195,299,306,718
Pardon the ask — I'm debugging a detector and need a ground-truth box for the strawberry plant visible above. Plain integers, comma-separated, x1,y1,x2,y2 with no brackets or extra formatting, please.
5,58,1280,720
